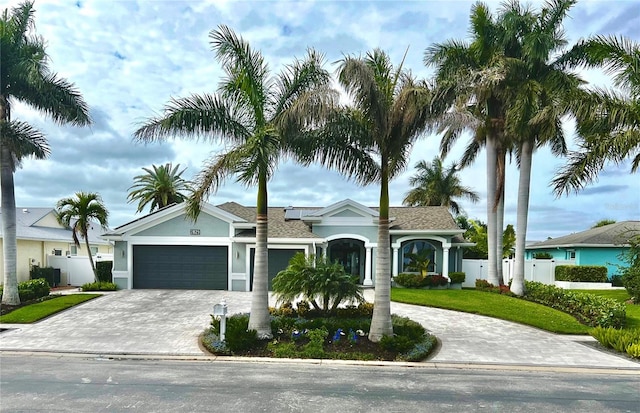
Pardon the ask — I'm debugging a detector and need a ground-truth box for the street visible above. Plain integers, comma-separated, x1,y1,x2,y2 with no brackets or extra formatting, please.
0,354,639,412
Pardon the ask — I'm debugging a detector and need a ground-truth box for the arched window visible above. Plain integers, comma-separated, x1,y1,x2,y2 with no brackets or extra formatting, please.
402,240,436,273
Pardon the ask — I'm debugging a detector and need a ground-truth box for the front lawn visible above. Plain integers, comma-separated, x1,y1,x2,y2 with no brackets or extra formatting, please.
391,288,591,334
0,294,101,323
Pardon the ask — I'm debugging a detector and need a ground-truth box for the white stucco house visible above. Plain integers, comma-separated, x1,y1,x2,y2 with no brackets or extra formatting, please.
0,207,112,285
101,199,470,291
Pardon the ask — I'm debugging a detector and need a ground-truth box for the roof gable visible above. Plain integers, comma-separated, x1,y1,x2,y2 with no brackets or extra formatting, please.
526,221,640,249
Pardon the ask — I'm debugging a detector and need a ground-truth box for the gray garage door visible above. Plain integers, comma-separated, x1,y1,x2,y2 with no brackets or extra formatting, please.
133,245,228,290
249,249,301,291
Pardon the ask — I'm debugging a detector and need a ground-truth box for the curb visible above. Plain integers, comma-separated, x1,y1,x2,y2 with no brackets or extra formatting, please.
2,349,639,375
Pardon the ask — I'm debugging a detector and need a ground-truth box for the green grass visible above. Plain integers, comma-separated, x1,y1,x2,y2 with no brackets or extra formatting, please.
391,288,591,334
0,294,101,323
571,290,640,329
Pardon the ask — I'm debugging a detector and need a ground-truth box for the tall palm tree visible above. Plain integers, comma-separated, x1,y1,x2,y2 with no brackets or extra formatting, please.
425,2,513,286
127,163,192,213
134,25,334,339
504,0,582,296
56,192,109,283
1,2,90,305
311,49,434,342
402,157,479,215
552,35,639,194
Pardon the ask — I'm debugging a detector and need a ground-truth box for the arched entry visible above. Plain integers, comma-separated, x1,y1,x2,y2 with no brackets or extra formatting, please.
328,239,365,283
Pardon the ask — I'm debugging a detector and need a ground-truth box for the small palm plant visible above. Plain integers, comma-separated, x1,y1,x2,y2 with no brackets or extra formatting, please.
272,253,365,314
405,249,432,276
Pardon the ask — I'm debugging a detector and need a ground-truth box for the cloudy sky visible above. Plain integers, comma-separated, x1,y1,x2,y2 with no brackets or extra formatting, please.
6,0,640,241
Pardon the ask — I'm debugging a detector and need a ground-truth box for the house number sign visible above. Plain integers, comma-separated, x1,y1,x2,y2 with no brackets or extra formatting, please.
190,229,201,236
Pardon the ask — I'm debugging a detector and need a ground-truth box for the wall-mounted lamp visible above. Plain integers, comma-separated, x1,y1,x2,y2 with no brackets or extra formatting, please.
235,251,240,259
121,250,125,258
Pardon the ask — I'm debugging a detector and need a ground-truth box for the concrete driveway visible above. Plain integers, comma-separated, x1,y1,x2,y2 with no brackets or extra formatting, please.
0,290,638,369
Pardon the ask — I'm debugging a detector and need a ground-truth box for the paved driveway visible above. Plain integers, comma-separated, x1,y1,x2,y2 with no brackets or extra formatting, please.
0,290,638,369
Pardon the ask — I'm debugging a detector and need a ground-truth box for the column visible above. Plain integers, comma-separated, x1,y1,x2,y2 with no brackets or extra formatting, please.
321,245,327,259
363,247,373,286
442,246,450,280
392,247,399,277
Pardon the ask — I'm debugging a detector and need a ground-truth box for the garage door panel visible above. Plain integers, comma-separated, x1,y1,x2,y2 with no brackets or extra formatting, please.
133,245,228,290
249,249,301,291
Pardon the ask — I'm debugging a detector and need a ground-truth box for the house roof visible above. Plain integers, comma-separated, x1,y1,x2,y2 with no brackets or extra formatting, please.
526,221,640,249
0,207,110,245
388,206,460,231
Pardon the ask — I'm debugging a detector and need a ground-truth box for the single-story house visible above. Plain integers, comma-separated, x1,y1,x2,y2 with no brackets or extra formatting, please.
525,221,640,278
0,207,113,284
101,199,470,291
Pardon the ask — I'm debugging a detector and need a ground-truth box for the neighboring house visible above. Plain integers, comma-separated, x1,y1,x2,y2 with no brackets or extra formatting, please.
525,221,640,278
101,199,470,291
0,208,113,284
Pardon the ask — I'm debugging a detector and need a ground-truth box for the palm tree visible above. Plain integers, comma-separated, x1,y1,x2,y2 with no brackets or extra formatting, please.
403,157,479,215
425,2,513,286
1,2,90,305
56,192,109,283
503,0,582,296
134,25,334,339
127,163,192,213
312,49,434,342
552,35,639,194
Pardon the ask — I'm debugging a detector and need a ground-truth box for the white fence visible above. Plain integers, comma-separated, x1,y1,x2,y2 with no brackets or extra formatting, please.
461,258,574,287
46,254,114,286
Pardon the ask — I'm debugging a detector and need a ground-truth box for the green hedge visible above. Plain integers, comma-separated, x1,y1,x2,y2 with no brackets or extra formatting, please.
591,327,640,359
524,281,625,328
394,273,424,288
0,278,51,302
622,266,640,304
449,272,466,284
555,265,608,282
81,281,117,291
96,261,113,283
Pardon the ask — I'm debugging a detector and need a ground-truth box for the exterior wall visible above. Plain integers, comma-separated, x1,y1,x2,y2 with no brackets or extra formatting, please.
32,212,62,228
331,210,364,218
525,248,568,260
576,247,627,277
114,241,128,271
312,225,377,242
232,242,247,273
134,214,230,237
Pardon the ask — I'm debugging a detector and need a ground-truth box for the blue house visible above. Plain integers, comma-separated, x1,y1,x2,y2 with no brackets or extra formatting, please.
525,221,640,278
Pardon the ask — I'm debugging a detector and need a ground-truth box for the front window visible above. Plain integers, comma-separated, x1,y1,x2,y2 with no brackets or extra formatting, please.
90,246,99,256
69,245,78,256
402,240,436,273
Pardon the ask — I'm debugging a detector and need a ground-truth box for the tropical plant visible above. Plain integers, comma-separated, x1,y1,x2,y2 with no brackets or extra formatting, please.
311,48,434,341
1,1,90,305
133,25,334,338
553,35,640,194
463,219,515,259
505,0,584,296
271,253,365,314
402,157,479,215
425,2,515,287
56,192,109,283
404,248,432,276
127,163,192,213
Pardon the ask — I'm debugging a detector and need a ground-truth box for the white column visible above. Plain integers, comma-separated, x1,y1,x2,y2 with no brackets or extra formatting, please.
321,245,327,259
392,247,399,277
363,247,373,286
442,246,450,279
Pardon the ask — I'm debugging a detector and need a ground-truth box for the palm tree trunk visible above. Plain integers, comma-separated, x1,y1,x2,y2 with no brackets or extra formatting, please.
1,144,20,305
512,139,533,296
369,162,393,343
83,230,98,283
486,136,500,286
248,170,273,339
496,176,505,285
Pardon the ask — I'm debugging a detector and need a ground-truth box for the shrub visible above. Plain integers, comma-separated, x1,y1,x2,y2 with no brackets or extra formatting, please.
81,281,117,291
210,313,258,353
394,273,424,288
590,327,640,359
555,265,608,282
622,267,640,304
390,315,425,341
475,279,498,292
609,274,624,287
426,275,448,287
449,272,465,284
379,334,415,354
30,266,59,286
3,278,52,301
524,281,626,328
533,252,553,259
272,253,364,313
95,261,113,283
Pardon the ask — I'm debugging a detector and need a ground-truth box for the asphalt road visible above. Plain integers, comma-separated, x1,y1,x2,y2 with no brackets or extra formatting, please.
1,354,639,412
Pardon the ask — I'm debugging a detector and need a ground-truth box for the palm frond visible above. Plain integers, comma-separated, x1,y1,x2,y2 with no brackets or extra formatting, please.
0,120,49,170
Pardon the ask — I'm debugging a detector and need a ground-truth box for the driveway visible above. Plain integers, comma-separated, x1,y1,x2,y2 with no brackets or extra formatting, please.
0,290,638,369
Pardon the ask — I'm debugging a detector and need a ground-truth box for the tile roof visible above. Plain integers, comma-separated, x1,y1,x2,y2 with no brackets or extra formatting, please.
526,221,640,248
388,206,460,230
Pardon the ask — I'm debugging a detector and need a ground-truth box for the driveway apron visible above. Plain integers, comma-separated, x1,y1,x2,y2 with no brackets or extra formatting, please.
0,290,638,369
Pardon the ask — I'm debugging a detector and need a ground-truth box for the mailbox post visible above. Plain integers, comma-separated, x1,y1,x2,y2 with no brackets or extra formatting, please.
213,299,228,341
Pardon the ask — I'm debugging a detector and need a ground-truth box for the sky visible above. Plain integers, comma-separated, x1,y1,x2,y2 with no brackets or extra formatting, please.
5,0,640,241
